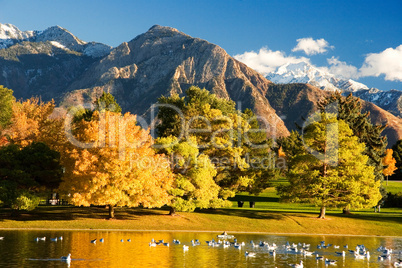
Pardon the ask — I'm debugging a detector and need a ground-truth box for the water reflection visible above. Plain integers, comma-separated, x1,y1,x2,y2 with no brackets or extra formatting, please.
0,230,400,267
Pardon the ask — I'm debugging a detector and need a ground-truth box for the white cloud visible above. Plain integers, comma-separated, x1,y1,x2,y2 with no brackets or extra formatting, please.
359,45,402,81
292,38,334,56
233,47,309,76
320,56,359,79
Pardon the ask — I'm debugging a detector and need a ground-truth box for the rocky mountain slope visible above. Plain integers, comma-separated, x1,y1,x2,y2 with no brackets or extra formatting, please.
267,62,402,117
0,23,401,145
63,25,289,137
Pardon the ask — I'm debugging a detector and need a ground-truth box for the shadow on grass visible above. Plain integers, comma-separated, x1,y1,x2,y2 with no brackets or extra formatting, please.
193,207,402,225
0,206,170,221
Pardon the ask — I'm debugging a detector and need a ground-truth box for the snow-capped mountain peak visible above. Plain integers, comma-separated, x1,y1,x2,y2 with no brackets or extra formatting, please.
267,61,368,92
266,61,401,117
0,23,112,58
0,23,35,48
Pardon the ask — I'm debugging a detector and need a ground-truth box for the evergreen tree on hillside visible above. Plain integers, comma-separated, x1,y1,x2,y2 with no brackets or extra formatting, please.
317,92,387,207
392,139,402,180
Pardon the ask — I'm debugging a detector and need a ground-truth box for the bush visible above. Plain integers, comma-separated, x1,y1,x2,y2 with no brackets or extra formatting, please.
11,193,40,211
383,192,402,208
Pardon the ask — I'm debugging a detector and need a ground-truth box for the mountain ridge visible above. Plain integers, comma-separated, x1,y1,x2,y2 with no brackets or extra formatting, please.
267,61,402,117
0,23,401,146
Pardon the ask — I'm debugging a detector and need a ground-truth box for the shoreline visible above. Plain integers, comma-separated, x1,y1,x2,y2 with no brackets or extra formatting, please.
0,228,401,238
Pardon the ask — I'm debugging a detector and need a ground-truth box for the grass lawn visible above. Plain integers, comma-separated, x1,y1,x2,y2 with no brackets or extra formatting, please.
0,182,400,236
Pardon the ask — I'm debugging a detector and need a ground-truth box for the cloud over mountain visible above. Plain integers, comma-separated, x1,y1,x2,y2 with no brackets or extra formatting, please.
233,47,309,75
360,45,402,81
291,37,334,56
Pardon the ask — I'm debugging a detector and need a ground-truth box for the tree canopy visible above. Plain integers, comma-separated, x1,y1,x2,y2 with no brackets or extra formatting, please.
0,85,15,130
156,86,277,198
60,109,174,218
277,113,381,218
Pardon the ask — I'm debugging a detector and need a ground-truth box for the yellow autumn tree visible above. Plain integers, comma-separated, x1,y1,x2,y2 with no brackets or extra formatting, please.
59,110,174,218
383,149,397,186
2,97,65,149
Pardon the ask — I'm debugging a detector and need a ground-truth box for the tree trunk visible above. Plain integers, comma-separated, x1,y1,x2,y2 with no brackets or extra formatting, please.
169,206,176,216
108,205,115,219
318,206,326,219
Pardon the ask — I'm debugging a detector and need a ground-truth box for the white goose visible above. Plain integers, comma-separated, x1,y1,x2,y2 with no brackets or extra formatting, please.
245,251,256,257
289,260,303,268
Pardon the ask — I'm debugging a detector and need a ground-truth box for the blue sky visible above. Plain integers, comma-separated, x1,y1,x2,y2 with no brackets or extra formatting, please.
0,0,401,90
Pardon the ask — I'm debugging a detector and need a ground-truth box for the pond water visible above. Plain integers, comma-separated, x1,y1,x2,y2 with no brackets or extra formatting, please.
0,230,400,267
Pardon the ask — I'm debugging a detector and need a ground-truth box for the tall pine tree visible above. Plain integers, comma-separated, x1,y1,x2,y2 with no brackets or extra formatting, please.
317,92,387,209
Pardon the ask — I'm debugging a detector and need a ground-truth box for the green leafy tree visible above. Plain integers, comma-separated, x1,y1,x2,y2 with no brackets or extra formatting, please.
0,85,15,130
155,136,231,215
157,86,276,198
277,113,381,218
73,91,122,122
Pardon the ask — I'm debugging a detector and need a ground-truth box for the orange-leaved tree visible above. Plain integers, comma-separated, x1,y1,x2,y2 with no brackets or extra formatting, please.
59,110,174,218
382,149,397,186
2,97,65,149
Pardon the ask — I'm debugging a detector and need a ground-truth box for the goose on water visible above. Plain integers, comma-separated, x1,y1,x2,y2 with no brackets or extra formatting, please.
289,260,303,268
315,254,324,261
325,259,337,265
61,253,71,262
245,251,256,257
335,251,345,257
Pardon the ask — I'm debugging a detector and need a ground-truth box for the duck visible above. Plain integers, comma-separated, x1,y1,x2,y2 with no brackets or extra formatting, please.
335,251,345,257
183,245,189,251
127,239,131,242
289,260,303,268
173,239,181,244
50,237,58,242
149,242,157,247
163,242,169,247
315,254,324,261
325,259,337,265
302,250,313,256
59,236,63,241
120,239,124,242
61,253,71,262
269,250,276,257
333,245,340,249
100,238,104,243
233,243,241,249
34,237,46,242
0,237,4,240
245,251,256,257
90,239,97,244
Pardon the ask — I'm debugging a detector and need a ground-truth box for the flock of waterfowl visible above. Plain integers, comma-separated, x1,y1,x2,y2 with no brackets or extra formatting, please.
144,236,401,267
2,234,401,267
